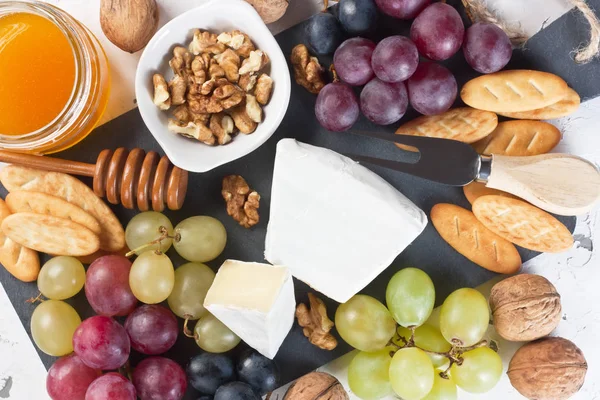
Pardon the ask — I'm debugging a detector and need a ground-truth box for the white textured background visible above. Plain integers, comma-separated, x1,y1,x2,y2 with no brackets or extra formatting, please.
1,0,598,399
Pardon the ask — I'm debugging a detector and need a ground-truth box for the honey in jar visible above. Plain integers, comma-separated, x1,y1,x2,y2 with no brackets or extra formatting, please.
0,12,76,135
0,2,110,154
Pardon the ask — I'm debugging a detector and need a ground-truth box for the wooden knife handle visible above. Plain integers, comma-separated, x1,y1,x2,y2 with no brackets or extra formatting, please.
485,153,600,216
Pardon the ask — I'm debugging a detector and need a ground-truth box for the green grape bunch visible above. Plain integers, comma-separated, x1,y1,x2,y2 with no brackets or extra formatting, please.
336,267,503,400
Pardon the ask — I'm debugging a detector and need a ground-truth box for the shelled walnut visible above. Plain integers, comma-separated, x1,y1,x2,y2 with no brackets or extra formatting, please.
296,293,337,350
284,372,348,400
291,44,326,94
222,175,260,228
151,28,273,146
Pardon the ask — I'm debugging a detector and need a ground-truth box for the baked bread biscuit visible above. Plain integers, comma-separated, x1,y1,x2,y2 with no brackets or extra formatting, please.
431,203,522,274
6,191,102,236
395,108,498,151
1,212,100,256
498,87,580,120
472,195,573,253
0,199,39,282
461,70,569,113
0,166,124,252
472,120,561,156
463,182,516,205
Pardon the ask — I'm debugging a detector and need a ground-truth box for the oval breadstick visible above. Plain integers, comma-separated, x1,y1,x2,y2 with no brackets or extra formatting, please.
0,200,39,282
6,191,102,236
0,166,124,251
1,213,100,256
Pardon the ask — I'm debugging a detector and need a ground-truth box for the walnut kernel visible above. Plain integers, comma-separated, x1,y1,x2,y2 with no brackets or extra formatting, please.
152,74,171,110
169,46,193,78
229,105,257,134
239,50,269,75
255,73,273,105
167,119,214,145
189,29,226,55
245,94,263,123
222,175,260,228
210,113,234,145
169,75,187,106
296,293,338,350
291,44,326,94
214,49,241,83
238,73,258,92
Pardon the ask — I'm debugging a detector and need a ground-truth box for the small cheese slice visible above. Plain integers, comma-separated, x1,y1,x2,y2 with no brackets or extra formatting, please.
265,139,427,303
204,260,295,359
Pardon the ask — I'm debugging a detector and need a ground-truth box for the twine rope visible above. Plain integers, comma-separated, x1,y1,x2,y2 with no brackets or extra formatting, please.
461,0,600,64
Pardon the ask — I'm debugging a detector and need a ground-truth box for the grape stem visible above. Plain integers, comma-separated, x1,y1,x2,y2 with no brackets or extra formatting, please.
125,226,175,257
329,64,339,82
118,360,133,381
182,315,196,339
25,293,44,304
390,327,491,380
321,0,337,12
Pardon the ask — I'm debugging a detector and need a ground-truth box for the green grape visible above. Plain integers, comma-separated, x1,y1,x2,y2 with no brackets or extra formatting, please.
389,347,434,400
397,324,451,368
348,349,393,399
439,288,489,347
451,347,502,393
129,251,175,304
125,211,173,254
173,216,227,262
193,313,240,353
31,300,81,356
423,373,457,400
386,268,435,328
335,295,396,352
167,262,215,319
37,256,85,300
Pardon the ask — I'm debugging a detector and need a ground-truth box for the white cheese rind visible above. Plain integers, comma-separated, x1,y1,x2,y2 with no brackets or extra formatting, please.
265,139,427,303
204,260,295,359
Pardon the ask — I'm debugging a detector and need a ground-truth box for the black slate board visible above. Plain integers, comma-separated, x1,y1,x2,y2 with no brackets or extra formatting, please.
0,1,590,397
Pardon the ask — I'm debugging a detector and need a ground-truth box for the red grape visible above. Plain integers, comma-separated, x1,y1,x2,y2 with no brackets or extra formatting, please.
85,373,136,400
133,357,187,400
372,36,418,83
407,62,457,115
463,22,512,73
410,3,464,61
85,255,137,317
315,82,360,131
47,354,100,400
333,37,376,86
360,78,408,125
374,0,430,19
124,304,178,355
73,316,131,370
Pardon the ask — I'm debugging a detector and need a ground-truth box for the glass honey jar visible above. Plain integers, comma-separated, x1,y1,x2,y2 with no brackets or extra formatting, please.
0,1,110,154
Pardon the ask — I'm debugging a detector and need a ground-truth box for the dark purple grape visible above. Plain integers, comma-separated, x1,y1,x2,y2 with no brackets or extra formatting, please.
374,0,431,19
410,3,464,61
236,349,279,395
305,13,345,55
339,0,378,35
372,36,418,83
132,357,187,400
186,353,235,395
124,304,178,355
73,316,130,370
463,22,512,73
360,78,408,125
333,37,376,86
214,382,260,400
85,255,137,317
46,354,100,400
407,62,457,115
197,397,213,400
85,373,136,400
315,82,360,132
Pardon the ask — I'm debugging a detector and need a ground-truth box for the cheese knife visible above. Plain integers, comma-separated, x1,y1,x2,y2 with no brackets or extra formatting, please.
345,131,600,216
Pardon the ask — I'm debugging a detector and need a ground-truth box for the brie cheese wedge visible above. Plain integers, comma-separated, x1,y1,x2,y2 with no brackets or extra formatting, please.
265,139,427,303
204,260,295,359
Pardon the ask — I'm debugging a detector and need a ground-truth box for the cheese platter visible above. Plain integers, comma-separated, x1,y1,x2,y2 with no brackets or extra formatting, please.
0,0,597,399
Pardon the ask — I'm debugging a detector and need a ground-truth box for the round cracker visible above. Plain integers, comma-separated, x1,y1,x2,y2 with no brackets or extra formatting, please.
0,200,39,282
1,212,100,256
6,191,102,236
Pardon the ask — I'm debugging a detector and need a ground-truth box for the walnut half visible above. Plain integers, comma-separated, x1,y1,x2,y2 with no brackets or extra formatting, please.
222,175,260,228
296,293,337,350
152,74,171,110
291,44,326,94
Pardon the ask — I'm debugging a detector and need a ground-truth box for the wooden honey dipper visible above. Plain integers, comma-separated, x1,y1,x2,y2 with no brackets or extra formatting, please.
0,148,188,211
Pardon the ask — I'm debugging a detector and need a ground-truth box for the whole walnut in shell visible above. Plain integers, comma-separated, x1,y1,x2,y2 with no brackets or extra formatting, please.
489,274,561,341
284,372,348,399
508,337,587,400
100,0,159,53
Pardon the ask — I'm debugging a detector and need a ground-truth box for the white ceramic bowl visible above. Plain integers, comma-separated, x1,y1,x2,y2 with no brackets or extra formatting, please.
135,0,291,173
